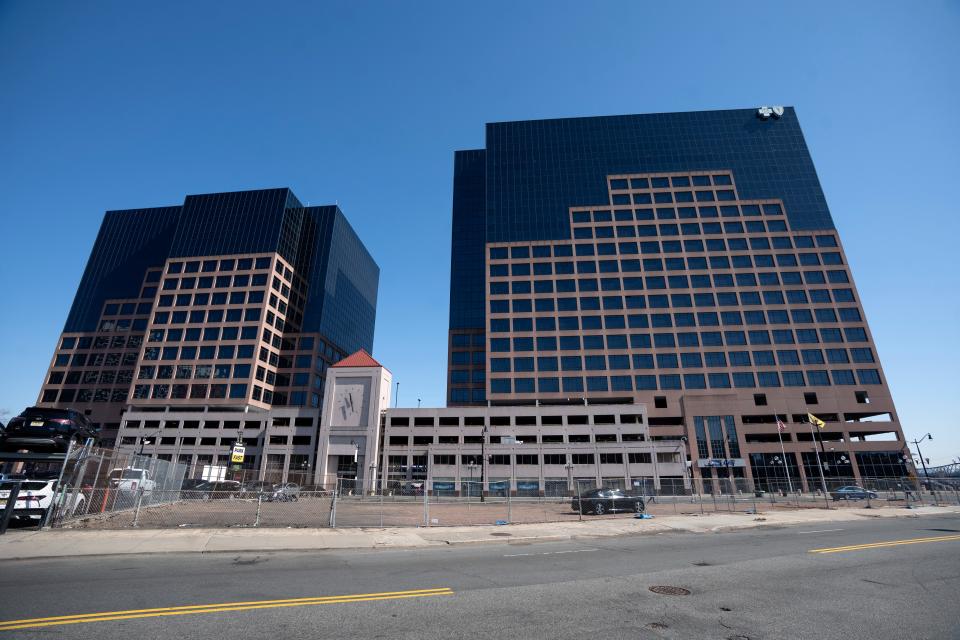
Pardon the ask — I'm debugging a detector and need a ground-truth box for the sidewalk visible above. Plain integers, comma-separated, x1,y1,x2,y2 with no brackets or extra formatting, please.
1,505,957,560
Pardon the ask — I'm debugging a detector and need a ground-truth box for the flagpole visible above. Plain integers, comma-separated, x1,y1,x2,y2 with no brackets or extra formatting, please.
776,416,795,495
808,418,830,508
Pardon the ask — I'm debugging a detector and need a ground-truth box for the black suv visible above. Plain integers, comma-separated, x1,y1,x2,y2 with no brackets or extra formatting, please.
0,407,97,452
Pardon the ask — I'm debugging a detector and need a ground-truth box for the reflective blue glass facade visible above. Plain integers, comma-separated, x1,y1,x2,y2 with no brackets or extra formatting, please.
64,188,378,354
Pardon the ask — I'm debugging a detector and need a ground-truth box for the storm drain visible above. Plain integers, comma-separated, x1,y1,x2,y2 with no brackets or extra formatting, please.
649,585,691,596
489,532,512,537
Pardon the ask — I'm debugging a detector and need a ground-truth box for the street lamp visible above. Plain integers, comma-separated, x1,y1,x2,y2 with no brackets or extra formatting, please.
137,436,153,456
911,434,933,480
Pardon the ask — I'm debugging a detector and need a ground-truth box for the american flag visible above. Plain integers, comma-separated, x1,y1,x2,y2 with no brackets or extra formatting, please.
776,417,787,433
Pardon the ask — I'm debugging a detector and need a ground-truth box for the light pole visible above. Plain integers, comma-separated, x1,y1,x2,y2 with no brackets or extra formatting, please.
467,462,477,500
479,425,488,502
564,461,574,495
911,434,933,482
677,436,690,496
137,435,153,457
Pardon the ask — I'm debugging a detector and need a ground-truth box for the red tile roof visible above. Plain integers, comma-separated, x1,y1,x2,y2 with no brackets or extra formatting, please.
331,348,385,369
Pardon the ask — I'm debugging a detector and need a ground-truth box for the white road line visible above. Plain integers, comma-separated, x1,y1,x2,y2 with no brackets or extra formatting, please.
797,529,845,534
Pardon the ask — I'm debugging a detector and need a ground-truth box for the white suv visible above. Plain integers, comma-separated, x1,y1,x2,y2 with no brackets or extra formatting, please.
0,479,85,523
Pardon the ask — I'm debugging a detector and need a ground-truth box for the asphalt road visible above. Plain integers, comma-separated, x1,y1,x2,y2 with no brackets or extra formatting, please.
1,515,959,639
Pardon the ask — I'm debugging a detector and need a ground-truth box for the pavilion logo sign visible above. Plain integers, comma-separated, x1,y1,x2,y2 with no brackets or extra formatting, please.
757,106,785,119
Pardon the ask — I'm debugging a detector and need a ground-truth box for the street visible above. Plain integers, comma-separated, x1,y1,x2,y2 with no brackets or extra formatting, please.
1,515,958,639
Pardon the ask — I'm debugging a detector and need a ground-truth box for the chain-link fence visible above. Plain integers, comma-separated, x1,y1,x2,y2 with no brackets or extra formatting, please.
48,474,960,530
46,447,188,527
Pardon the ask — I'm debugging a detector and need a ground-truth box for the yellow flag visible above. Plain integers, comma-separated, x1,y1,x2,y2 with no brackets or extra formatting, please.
807,413,825,429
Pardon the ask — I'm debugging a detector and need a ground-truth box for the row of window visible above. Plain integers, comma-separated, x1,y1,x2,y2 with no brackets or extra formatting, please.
60,335,144,351
49,369,134,385
574,204,789,223
164,256,273,275
156,291,263,308
142,344,256,361
148,325,259,342
493,257,850,277
490,327,869,352
428,453,661,466
491,289,857,313
41,388,128,403
138,363,251,381
610,190,749,205
54,352,139,368
102,302,153,317
162,273,269,291
492,308,862,331
490,233,837,260
491,347,875,372
132,383,249,400
489,369,883,393
98,319,148,332
611,175,732,190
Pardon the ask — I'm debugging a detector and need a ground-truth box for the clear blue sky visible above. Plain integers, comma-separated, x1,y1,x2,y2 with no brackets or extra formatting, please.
1,2,957,464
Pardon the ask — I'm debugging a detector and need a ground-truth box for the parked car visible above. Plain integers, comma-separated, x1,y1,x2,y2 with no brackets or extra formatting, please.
398,482,424,496
184,480,242,500
571,489,646,515
267,483,300,502
0,479,85,523
0,407,97,452
108,468,156,494
180,478,208,491
239,481,273,497
830,486,878,501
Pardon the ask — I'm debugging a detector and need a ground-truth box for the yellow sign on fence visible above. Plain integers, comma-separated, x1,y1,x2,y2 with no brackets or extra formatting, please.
231,445,245,464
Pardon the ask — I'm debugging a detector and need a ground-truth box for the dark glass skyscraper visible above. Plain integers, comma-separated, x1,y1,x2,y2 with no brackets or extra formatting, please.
39,188,379,446
447,108,909,489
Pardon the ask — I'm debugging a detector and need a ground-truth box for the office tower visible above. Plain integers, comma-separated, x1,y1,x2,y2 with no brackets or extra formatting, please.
37,188,378,448
447,108,908,489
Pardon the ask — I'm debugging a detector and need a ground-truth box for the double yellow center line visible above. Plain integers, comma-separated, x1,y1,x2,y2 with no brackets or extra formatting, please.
0,587,454,631
809,533,960,555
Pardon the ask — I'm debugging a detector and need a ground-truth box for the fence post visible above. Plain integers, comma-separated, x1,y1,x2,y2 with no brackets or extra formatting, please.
255,494,262,528
329,481,338,528
423,484,430,527
379,489,384,528
576,481,583,521
0,482,21,535
132,488,144,528
507,489,512,524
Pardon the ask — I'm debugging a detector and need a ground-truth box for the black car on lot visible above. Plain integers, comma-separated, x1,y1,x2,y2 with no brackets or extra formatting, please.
830,485,878,501
571,488,646,515
0,407,97,452
182,480,242,500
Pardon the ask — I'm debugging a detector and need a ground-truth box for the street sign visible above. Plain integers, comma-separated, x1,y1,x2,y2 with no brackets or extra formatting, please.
231,445,245,464
697,458,745,468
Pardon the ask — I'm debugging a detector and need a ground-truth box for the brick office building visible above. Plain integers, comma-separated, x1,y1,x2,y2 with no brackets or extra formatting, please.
446,108,910,491
36,188,378,477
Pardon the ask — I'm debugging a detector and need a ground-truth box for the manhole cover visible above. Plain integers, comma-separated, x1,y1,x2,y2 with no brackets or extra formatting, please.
490,532,512,537
649,585,691,596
